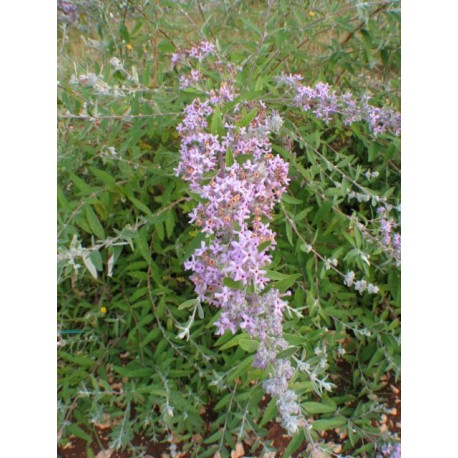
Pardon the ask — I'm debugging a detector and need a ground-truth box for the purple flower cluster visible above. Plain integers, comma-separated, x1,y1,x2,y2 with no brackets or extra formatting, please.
377,207,401,263
57,0,79,25
189,41,216,61
174,45,302,434
377,443,401,458
277,73,401,136
176,98,291,331
177,100,291,323
171,41,215,66
179,69,202,89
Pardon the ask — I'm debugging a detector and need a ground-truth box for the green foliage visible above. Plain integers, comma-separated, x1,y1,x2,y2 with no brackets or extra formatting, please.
58,0,400,455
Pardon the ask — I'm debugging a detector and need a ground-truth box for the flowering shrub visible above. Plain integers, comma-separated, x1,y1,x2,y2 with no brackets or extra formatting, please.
58,1,401,456
171,37,401,443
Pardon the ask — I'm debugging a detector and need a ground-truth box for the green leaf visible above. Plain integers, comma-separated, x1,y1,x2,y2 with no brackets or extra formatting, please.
181,232,205,261
336,155,354,168
271,273,301,293
86,206,105,240
214,392,232,411
211,105,224,137
276,346,299,359
260,397,278,426
285,220,293,245
69,173,93,195
178,298,198,310
303,401,337,414
165,210,175,238
142,328,161,346
67,424,92,442
266,270,290,281
227,355,254,382
312,201,333,226
89,166,117,187
59,351,95,367
218,333,244,351
283,430,304,458
155,221,165,241
368,141,381,162
282,194,303,205
128,195,153,216
124,368,154,378
238,108,258,127
136,231,152,265
225,147,234,167
239,339,259,353
222,277,244,290
89,250,103,272
312,416,347,431
355,443,375,455
203,429,222,444
57,187,71,210
283,333,306,346
83,254,98,279
197,301,204,319
258,240,272,252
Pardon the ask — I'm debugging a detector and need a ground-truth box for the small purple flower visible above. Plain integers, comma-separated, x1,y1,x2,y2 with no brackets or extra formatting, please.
280,73,401,136
380,218,392,245
189,41,215,61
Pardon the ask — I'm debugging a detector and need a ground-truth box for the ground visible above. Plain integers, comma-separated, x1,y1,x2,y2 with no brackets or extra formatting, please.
58,377,400,458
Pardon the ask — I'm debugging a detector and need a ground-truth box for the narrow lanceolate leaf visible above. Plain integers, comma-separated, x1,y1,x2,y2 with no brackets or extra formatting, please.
222,277,244,290
89,249,103,271
86,205,105,240
312,416,347,431
258,240,272,252
238,339,259,353
203,429,222,444
165,210,175,238
227,355,254,382
89,166,117,187
281,194,303,205
127,195,153,216
260,397,278,426
283,430,305,458
136,231,152,266
69,172,93,195
239,108,258,127
124,368,154,378
266,270,290,281
218,333,247,351
225,147,234,167
57,187,71,210
67,424,92,442
276,346,299,360
83,254,98,279
285,220,293,245
211,104,224,137
178,298,198,310
271,273,301,293
302,401,337,414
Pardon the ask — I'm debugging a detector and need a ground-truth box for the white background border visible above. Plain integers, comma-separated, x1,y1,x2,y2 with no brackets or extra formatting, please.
2,1,457,456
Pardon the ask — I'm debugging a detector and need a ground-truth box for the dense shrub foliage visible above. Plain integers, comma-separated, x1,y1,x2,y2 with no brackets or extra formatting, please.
58,1,401,457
